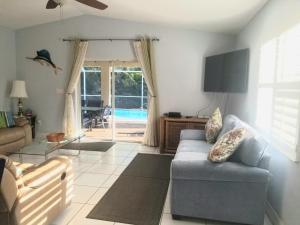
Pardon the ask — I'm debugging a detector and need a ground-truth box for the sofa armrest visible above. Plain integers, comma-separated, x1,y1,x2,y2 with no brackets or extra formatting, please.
171,159,270,183
180,129,206,141
22,156,72,188
258,152,271,170
23,124,32,145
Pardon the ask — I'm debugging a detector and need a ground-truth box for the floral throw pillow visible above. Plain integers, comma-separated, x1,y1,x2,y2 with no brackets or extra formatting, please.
205,108,222,143
208,128,246,163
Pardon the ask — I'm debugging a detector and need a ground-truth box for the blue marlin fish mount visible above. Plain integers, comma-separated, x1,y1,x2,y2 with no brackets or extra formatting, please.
27,49,62,75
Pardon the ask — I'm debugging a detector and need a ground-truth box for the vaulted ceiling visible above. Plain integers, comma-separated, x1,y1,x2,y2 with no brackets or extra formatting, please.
0,0,268,33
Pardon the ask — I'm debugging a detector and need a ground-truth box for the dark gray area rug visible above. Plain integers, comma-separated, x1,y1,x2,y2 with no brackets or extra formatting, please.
63,142,115,152
87,153,173,225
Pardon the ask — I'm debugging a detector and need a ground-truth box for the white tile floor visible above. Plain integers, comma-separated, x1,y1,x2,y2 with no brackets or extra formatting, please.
9,141,273,225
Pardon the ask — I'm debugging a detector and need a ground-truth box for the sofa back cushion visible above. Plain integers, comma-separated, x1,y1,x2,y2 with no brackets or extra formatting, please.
219,115,270,167
232,135,268,167
217,115,243,139
0,155,22,179
0,156,22,211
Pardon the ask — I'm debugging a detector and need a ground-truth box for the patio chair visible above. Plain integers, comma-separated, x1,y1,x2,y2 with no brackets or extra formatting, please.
81,99,104,131
96,105,111,128
82,112,93,131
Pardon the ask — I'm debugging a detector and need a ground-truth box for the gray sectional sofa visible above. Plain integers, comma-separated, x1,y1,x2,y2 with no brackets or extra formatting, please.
171,115,271,225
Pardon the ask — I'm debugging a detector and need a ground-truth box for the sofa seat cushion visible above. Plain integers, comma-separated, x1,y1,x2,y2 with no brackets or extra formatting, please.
0,128,25,145
171,159,269,183
177,140,212,154
174,151,208,161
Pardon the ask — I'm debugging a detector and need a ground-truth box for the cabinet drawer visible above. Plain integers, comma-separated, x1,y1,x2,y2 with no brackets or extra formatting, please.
188,122,206,130
166,121,188,149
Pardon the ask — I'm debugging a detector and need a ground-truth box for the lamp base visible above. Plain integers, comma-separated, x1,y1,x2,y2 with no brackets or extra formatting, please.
17,98,24,117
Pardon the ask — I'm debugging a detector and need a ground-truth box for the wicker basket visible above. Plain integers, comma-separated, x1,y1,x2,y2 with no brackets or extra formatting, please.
46,133,65,142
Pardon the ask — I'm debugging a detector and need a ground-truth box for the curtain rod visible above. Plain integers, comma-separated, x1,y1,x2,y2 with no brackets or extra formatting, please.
62,38,159,42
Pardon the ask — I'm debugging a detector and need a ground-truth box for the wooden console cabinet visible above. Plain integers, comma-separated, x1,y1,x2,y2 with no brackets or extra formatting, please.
160,116,208,154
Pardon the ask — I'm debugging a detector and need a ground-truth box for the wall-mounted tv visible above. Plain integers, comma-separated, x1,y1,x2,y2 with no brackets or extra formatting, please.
204,48,249,93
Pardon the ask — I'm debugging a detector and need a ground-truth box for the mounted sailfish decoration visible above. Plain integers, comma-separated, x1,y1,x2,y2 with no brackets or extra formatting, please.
26,49,62,75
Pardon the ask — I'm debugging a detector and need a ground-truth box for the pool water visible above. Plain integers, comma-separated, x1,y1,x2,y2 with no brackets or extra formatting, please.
114,109,148,120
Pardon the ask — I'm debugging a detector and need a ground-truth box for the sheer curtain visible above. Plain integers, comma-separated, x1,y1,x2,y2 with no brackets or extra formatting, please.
63,41,88,137
134,38,159,146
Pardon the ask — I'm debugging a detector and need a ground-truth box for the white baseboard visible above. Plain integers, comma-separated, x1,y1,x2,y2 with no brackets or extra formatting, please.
266,201,285,225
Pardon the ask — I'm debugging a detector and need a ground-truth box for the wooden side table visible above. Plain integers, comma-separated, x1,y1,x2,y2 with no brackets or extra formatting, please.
160,116,208,154
26,115,36,139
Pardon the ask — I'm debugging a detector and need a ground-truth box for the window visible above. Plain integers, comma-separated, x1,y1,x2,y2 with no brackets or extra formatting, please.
113,67,148,110
80,67,101,107
256,24,300,161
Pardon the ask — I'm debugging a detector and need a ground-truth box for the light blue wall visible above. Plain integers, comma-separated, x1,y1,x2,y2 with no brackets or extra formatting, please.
4,2,300,224
227,1,300,225
0,26,16,111
15,15,236,133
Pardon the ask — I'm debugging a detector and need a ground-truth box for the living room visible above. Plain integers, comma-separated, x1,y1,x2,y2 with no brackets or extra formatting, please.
0,0,299,225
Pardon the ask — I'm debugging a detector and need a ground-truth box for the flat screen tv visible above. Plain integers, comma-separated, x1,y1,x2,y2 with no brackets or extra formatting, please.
204,48,249,93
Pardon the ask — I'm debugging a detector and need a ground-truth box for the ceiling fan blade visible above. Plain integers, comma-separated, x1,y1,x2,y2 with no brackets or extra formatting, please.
46,0,59,9
75,0,108,10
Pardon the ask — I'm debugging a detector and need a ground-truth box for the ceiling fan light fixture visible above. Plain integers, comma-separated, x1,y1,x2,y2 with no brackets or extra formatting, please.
46,0,108,10
54,0,65,4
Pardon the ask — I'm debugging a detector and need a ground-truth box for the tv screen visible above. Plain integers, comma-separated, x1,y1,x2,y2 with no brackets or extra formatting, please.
204,49,249,93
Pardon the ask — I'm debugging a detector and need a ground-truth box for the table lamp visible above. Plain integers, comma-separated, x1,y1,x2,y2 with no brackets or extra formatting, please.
10,80,28,117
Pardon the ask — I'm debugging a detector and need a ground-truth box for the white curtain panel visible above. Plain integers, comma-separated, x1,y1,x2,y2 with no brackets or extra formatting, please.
63,41,88,137
134,38,159,146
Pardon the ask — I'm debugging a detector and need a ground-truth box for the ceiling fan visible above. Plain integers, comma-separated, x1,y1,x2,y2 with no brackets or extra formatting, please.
46,0,108,10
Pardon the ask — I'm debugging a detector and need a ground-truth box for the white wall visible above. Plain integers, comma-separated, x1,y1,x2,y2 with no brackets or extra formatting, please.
0,26,16,111
16,15,236,132
226,1,300,225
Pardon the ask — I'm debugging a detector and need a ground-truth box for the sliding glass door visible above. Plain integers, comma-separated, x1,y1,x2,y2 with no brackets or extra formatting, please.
80,62,147,143
80,66,113,140
112,66,148,142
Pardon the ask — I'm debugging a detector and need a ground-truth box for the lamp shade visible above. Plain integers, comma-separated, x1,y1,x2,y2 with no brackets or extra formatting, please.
10,80,28,98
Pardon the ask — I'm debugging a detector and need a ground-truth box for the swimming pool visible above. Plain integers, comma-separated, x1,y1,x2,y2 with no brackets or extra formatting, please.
114,109,148,120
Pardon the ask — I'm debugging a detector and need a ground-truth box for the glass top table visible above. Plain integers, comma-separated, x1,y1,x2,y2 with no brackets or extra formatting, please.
15,133,85,161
